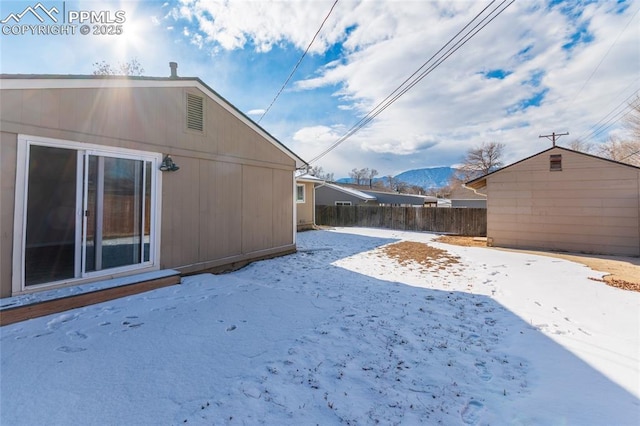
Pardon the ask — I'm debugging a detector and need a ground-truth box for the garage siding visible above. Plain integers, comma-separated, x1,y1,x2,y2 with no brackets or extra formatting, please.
486,147,640,256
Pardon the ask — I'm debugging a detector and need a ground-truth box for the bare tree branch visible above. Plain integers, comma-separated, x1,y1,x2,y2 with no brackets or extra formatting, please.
93,58,145,76
597,136,640,166
457,142,505,181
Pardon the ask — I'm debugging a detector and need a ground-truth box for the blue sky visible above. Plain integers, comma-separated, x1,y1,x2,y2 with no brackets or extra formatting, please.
1,0,638,178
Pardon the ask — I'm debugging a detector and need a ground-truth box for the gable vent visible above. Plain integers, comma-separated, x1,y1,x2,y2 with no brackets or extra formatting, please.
186,93,204,132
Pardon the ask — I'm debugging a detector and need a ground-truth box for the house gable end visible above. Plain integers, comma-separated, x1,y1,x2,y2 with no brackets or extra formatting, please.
0,74,307,169
467,146,640,190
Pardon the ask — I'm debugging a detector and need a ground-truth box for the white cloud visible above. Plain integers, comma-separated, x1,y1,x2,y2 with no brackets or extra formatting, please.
293,125,343,145
171,0,640,177
247,108,266,116
174,0,347,53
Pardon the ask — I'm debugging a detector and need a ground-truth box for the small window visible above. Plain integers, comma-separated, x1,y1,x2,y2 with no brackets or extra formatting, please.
296,184,305,203
186,93,204,132
550,154,562,171
335,201,352,206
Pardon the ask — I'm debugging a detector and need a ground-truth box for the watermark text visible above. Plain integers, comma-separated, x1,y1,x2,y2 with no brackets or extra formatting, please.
1,2,127,36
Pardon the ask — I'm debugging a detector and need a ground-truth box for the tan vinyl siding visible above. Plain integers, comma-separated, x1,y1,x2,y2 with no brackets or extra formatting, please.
1,82,298,296
486,148,640,256
2,86,294,167
198,161,243,261
242,166,274,253
273,169,294,247
161,156,201,269
296,181,316,230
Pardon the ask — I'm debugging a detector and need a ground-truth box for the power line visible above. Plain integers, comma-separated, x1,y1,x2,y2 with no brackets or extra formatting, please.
308,0,514,165
559,5,639,146
565,4,640,112
574,88,640,143
310,0,514,164
258,0,339,123
581,107,633,142
620,149,640,161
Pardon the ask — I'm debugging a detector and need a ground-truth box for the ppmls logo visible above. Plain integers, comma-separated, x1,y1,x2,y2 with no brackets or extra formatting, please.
1,2,59,24
1,2,126,36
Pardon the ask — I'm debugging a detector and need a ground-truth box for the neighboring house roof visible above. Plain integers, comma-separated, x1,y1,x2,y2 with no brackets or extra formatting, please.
466,146,640,190
338,184,437,202
321,183,377,201
360,189,437,205
0,73,308,169
320,183,436,205
296,174,325,184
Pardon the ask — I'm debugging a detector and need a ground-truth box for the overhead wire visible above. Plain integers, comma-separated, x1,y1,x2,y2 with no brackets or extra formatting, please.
562,4,640,147
307,0,515,165
309,0,513,164
574,87,640,143
257,0,339,123
564,4,640,113
620,149,640,161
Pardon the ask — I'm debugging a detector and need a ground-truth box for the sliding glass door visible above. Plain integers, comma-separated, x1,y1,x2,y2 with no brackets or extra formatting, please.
24,145,79,285
84,154,150,273
20,140,157,289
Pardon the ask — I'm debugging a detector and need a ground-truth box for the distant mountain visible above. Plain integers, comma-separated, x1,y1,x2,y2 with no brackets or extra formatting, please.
337,167,456,190
394,167,456,189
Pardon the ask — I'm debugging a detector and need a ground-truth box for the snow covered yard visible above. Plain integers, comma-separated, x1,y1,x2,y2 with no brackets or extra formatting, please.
1,227,638,425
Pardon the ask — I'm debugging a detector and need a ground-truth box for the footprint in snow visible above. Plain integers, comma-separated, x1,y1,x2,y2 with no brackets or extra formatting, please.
66,330,88,340
46,313,78,330
464,333,483,347
56,346,87,353
461,400,484,424
226,325,237,332
121,321,144,328
484,318,496,326
533,323,548,332
474,361,492,382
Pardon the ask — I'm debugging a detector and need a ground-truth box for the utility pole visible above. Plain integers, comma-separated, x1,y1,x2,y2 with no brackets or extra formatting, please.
539,132,569,147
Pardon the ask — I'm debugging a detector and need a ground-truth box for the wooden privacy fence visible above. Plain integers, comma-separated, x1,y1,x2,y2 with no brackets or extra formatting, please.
316,206,487,236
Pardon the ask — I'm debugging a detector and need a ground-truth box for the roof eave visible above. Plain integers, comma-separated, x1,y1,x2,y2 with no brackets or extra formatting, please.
464,179,486,191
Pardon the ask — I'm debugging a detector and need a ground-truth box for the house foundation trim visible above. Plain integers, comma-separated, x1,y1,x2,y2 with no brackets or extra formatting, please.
176,244,297,275
0,269,180,326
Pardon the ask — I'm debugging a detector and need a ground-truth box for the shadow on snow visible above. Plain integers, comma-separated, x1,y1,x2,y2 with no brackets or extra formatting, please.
1,230,637,425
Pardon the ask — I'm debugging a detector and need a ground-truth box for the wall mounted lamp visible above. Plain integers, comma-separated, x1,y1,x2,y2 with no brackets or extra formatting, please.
159,154,180,172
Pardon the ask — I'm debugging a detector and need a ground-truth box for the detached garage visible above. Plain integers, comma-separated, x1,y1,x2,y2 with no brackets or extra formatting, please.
466,146,640,256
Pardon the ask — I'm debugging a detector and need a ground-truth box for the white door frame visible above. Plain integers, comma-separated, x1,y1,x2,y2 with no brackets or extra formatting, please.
12,135,163,295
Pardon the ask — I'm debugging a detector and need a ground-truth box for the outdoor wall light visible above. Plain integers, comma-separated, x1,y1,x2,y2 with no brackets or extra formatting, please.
159,154,180,172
